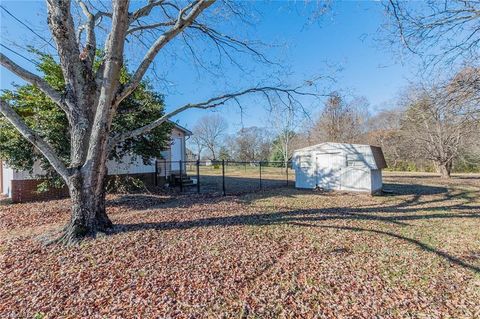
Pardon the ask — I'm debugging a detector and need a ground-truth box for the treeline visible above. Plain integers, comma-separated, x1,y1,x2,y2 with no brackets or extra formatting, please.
189,68,480,177
305,68,480,177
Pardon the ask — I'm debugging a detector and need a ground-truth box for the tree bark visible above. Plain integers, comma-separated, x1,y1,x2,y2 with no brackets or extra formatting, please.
57,170,112,244
1,0,317,245
438,160,452,178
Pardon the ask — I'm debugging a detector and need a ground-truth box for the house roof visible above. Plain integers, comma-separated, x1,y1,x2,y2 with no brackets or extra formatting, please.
169,120,192,136
293,142,388,170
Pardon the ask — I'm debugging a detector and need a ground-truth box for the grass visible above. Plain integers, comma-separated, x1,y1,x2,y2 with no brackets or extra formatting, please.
184,164,295,194
0,172,479,318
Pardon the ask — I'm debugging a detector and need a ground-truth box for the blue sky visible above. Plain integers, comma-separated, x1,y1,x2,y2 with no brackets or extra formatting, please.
0,1,418,134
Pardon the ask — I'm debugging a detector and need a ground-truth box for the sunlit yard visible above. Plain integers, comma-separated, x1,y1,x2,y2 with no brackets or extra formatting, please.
1,172,479,317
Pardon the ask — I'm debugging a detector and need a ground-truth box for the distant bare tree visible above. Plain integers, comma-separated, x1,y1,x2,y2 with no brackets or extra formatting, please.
384,1,480,174
192,114,228,160
310,92,369,143
365,108,407,168
400,71,480,178
230,126,271,161
268,102,300,167
189,135,205,160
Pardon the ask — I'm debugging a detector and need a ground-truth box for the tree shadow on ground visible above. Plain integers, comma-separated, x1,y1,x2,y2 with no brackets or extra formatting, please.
112,185,480,273
108,192,246,211
112,207,480,273
108,180,480,273
384,173,480,180
382,183,448,195
288,222,480,274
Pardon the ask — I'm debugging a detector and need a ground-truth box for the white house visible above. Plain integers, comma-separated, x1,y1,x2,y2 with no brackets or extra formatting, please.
1,121,192,202
292,142,387,194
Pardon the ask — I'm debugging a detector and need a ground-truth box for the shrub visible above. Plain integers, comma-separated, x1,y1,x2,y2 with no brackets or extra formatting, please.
106,175,148,194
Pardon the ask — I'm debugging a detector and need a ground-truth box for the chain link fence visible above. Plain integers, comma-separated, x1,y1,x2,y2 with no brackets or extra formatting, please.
156,160,295,195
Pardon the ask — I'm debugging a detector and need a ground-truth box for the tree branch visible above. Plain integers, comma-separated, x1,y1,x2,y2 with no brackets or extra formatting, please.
129,0,165,22
0,99,70,180
85,0,130,172
109,85,315,149
78,0,97,65
189,22,276,65
388,0,418,54
115,0,215,105
47,0,92,111
126,20,176,35
0,53,70,114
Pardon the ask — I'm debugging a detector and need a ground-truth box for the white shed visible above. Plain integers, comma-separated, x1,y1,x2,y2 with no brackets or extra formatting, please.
292,142,387,194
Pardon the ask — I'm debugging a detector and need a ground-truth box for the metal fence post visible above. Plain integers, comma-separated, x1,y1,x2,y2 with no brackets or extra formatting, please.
196,160,200,194
222,159,226,196
286,161,289,186
259,161,262,189
154,159,158,186
179,160,183,192
164,159,167,182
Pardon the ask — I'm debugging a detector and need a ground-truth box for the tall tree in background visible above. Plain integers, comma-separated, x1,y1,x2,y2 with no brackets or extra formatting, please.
189,135,205,160
229,127,271,161
0,1,317,243
268,103,299,167
365,108,409,170
191,114,228,160
385,1,480,174
400,70,480,178
310,92,368,143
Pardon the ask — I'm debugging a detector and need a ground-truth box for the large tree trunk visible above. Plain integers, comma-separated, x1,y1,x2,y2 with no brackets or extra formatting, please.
58,170,112,244
438,160,452,178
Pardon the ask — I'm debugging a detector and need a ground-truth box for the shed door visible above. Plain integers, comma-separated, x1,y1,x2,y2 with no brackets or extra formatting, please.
171,137,182,171
295,154,316,189
316,153,342,190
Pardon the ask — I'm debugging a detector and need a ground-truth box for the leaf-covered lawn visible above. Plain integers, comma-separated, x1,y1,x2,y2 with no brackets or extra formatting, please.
1,173,479,318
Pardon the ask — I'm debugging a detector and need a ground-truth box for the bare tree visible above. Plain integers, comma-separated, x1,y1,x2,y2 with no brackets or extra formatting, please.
310,92,369,143
189,135,205,160
268,102,300,167
400,71,480,178
0,1,319,243
229,127,271,162
386,0,480,67
191,114,228,160
384,1,480,173
365,108,407,169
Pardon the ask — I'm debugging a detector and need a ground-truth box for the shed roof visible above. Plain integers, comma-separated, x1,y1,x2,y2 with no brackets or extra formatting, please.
293,142,388,170
370,146,387,169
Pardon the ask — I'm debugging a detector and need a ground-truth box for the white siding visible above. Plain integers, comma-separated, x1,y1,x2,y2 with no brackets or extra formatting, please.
2,162,14,197
13,161,47,180
170,137,182,171
293,142,384,193
4,124,189,194
166,127,187,174
340,167,371,192
107,154,155,175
